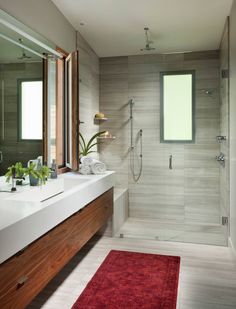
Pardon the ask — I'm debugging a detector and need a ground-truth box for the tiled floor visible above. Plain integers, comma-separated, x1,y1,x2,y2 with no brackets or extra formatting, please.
117,217,227,246
28,236,236,309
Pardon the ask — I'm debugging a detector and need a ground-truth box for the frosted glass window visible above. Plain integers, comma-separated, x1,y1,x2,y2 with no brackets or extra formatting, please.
160,71,195,142
20,80,43,140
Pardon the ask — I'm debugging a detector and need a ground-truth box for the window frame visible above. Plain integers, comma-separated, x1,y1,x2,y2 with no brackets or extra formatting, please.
160,70,195,143
18,78,43,142
43,49,79,173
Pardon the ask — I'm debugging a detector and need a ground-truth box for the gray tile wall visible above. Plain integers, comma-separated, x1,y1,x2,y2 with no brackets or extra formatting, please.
77,32,100,158
100,51,223,235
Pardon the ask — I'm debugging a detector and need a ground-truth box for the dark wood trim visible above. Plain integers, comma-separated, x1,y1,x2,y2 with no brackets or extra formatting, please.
56,58,65,167
57,166,70,174
56,46,69,58
44,48,79,171
71,50,79,170
0,188,113,309
65,51,79,170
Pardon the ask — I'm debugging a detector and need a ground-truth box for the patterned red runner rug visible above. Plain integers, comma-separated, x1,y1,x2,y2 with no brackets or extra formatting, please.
72,250,180,309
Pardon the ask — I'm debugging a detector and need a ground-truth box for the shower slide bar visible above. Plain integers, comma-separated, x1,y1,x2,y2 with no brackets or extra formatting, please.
129,99,143,182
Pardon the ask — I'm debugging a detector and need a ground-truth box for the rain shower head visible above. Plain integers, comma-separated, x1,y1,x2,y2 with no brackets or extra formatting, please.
18,51,31,60
140,27,156,51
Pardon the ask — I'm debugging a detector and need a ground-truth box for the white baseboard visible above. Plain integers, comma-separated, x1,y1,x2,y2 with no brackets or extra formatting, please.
229,237,236,258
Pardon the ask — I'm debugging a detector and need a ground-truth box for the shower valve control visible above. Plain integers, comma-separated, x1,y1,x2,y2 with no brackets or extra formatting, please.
216,136,226,143
215,153,225,166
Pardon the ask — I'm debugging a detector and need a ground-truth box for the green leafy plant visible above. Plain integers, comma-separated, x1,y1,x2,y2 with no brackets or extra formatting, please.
5,162,26,183
25,163,51,186
79,131,106,156
25,162,40,179
38,165,51,185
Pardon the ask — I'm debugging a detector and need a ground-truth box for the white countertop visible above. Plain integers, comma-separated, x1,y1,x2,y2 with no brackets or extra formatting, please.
0,171,115,264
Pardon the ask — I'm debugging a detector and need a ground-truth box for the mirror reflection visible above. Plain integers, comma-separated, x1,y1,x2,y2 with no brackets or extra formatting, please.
0,37,43,175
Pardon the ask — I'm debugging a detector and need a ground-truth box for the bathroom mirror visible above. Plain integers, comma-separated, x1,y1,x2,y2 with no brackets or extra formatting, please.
0,37,43,175
0,9,66,176
160,70,195,143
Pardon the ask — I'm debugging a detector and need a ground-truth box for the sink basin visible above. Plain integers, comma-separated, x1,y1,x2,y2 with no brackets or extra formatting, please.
63,177,90,190
5,177,89,203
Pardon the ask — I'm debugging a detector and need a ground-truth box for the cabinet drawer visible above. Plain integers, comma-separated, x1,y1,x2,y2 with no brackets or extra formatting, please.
0,188,113,309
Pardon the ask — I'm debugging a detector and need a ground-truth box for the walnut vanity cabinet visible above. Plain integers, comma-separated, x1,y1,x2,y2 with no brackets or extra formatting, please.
0,188,113,309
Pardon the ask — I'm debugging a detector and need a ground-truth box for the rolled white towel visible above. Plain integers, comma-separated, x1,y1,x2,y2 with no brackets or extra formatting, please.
90,159,106,174
79,164,91,175
80,156,93,166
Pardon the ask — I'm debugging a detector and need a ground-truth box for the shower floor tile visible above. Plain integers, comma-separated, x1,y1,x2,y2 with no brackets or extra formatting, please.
117,217,227,246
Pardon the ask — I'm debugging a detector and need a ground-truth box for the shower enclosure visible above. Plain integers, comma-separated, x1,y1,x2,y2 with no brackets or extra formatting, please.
99,50,229,246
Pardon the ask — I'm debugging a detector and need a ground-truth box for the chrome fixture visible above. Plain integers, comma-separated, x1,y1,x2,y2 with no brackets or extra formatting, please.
10,165,25,191
11,167,17,192
129,98,135,149
169,155,173,170
216,152,225,166
129,99,143,182
221,69,229,79
0,151,3,164
140,27,155,51
222,216,228,226
216,135,226,143
201,89,214,96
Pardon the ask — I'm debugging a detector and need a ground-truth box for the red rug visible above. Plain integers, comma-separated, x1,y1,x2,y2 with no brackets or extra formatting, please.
72,250,180,309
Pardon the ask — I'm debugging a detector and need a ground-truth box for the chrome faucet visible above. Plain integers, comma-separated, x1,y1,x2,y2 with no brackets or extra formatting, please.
11,167,17,192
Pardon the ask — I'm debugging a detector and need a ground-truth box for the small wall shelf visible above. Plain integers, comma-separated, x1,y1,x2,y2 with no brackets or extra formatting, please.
94,117,108,125
97,136,116,140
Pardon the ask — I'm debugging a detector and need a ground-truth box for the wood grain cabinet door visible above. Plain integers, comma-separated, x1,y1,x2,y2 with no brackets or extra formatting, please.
0,188,113,309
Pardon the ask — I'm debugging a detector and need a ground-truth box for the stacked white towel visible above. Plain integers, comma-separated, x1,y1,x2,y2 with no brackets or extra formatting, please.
79,156,106,175
80,156,93,166
79,164,91,175
90,159,106,174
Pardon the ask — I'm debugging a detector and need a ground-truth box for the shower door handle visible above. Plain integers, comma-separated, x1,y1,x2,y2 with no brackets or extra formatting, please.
169,155,172,170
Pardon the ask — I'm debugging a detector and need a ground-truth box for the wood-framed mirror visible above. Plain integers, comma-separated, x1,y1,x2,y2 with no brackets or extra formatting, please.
0,9,79,176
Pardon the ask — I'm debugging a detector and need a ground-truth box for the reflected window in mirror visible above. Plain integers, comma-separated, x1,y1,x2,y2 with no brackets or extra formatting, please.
19,79,43,140
160,71,195,143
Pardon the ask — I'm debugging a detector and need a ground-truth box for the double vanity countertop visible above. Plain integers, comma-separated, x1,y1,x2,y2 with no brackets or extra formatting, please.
0,171,115,264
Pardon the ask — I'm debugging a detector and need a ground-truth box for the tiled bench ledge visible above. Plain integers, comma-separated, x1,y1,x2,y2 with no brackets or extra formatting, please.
99,188,128,237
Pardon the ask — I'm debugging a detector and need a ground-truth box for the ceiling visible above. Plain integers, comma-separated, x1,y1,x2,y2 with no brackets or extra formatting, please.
52,0,233,57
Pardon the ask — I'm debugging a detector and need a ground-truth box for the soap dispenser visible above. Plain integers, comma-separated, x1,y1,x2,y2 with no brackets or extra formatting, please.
36,157,42,170
50,159,57,179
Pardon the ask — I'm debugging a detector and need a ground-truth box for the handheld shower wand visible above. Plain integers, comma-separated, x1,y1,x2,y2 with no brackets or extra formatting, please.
129,99,143,182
